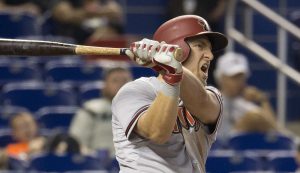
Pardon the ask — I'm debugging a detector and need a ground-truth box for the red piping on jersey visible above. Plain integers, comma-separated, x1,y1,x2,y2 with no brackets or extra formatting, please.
125,105,150,137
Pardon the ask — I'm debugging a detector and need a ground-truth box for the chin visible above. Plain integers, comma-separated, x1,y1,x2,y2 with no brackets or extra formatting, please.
198,77,207,86
196,74,207,86
202,80,207,86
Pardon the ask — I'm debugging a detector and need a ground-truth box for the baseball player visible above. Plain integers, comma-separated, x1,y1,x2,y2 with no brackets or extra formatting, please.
112,15,228,173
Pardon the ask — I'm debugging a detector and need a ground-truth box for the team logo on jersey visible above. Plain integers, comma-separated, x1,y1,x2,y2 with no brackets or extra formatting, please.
172,106,201,133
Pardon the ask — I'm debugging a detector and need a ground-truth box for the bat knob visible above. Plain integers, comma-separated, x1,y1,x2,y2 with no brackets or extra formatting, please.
173,48,183,62
124,49,135,60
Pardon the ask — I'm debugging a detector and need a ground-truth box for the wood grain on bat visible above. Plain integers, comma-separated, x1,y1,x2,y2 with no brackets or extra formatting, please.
75,45,121,56
0,39,76,56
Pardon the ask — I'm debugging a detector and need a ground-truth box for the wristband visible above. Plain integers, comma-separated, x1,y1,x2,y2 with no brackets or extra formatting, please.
158,80,180,97
162,72,183,86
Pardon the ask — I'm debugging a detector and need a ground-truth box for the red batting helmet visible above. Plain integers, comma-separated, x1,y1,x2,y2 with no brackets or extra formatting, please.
153,15,228,62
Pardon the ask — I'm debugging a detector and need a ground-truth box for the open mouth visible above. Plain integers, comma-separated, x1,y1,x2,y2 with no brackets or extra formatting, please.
200,63,209,74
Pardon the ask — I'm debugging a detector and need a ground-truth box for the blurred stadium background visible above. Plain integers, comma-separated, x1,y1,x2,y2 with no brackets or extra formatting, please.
0,0,300,172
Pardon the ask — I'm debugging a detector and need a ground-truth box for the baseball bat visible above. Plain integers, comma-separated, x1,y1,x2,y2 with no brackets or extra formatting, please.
0,38,183,61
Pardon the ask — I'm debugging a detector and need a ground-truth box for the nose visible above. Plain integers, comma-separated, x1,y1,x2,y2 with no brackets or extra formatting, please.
203,48,214,60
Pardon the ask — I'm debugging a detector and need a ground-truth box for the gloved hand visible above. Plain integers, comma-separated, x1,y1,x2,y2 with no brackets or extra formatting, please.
129,38,183,85
129,38,160,68
152,43,183,85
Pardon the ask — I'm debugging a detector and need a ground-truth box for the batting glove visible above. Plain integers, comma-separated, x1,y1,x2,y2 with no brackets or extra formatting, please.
129,38,160,67
153,43,183,85
129,39,183,85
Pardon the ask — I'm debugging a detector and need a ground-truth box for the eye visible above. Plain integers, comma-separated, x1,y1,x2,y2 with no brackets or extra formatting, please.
195,44,204,49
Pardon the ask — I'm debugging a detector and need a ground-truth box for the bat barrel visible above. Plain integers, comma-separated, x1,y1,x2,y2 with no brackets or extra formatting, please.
0,39,76,56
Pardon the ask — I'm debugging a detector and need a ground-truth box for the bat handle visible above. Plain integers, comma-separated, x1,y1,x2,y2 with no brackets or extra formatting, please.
122,48,183,62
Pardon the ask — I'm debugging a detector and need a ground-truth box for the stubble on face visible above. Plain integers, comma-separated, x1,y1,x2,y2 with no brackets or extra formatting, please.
183,37,213,86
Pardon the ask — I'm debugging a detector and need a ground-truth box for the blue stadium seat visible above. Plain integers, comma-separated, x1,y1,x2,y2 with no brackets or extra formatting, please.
8,157,27,170
267,151,298,172
0,12,39,38
125,0,167,6
228,132,295,151
130,66,157,79
0,116,9,129
210,139,226,150
35,106,79,131
229,171,272,173
107,157,120,173
0,60,41,85
78,81,104,104
0,129,14,148
125,12,167,35
2,81,76,112
28,153,106,172
206,151,261,173
252,13,277,36
45,60,104,85
0,106,29,129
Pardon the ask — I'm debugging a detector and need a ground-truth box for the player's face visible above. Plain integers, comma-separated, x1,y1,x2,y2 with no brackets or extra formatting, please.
184,37,213,85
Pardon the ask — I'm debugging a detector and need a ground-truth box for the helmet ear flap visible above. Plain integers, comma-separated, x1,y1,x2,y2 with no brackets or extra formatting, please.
179,39,191,62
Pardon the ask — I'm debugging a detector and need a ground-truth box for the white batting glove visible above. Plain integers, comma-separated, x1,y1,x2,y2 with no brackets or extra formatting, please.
153,43,183,85
129,38,160,67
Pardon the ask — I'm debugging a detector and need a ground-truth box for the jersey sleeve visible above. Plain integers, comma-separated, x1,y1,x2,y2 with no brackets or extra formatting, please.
112,79,156,139
205,86,223,140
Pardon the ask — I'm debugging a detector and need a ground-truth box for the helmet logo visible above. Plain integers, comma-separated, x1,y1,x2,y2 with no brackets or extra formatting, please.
198,20,210,31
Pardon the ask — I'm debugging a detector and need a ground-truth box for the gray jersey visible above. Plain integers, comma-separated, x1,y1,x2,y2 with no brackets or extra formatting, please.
112,77,223,173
